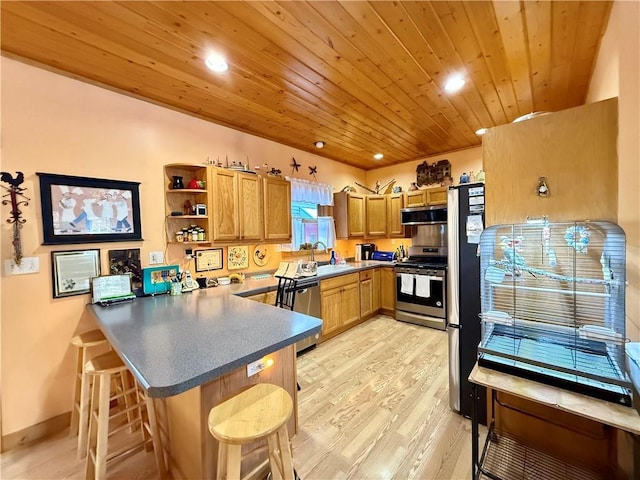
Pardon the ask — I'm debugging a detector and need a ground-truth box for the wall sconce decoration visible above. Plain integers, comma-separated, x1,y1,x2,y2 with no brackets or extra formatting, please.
537,177,550,197
1,171,29,264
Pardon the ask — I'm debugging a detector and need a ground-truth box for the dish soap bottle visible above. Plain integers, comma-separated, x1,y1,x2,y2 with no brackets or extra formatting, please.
330,250,337,265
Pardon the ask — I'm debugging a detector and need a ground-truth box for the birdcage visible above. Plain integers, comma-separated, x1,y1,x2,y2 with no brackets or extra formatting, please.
478,220,631,406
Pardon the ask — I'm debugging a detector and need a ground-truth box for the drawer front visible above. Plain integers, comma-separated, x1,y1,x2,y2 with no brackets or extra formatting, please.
359,269,373,281
320,272,359,291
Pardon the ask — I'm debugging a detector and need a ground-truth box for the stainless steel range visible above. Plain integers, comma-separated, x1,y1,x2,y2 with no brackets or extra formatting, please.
395,245,447,330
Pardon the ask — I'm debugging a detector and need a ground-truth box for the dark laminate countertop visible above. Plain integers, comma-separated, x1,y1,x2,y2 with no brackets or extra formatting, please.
87,260,395,398
88,289,322,398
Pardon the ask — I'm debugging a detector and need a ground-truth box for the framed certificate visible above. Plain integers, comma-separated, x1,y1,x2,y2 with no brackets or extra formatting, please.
195,248,223,272
51,249,101,298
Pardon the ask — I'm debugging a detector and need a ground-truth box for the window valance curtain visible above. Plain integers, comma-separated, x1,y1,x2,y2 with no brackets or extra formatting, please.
286,177,334,205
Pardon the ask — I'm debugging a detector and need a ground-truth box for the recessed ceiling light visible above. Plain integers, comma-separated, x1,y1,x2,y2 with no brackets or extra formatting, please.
205,54,228,73
314,141,325,148
373,153,384,160
475,128,488,136
444,75,465,93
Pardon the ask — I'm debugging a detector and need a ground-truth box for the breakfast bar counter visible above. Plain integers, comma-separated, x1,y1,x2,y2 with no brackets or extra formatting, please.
87,289,322,397
87,288,322,479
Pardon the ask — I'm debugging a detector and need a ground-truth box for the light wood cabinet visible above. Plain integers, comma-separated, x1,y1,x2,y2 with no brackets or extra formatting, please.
209,167,262,241
372,268,381,312
164,164,212,245
405,186,448,207
359,270,374,318
245,290,277,305
320,273,360,338
238,172,263,241
387,194,404,237
380,267,396,314
483,98,617,226
426,186,448,205
263,176,291,241
405,190,428,207
365,195,387,237
210,167,239,241
334,192,365,238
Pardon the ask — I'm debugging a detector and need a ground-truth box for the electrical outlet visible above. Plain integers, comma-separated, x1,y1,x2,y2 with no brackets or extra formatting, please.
275,244,282,252
4,257,40,275
247,359,266,377
149,251,164,264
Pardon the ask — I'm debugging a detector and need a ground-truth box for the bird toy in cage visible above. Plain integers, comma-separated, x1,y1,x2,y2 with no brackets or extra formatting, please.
1,171,29,265
564,225,590,254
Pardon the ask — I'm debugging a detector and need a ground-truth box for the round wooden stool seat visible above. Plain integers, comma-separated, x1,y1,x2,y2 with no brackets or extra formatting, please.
69,329,109,458
208,383,295,480
71,329,107,349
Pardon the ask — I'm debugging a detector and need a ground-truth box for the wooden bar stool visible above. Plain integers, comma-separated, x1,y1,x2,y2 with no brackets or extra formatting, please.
208,383,295,480
84,351,166,480
70,329,108,457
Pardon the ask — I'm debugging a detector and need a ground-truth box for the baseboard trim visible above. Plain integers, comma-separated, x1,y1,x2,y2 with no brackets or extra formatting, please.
1,411,70,453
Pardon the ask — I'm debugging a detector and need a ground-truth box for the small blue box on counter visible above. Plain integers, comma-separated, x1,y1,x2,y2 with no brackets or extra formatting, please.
371,251,395,262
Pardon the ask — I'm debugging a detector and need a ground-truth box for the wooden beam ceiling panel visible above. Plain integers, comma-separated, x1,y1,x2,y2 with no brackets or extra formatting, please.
313,2,453,152
524,0,552,113
463,1,520,121
493,0,534,116
431,1,509,128
369,1,478,147
0,1,613,170
166,1,426,162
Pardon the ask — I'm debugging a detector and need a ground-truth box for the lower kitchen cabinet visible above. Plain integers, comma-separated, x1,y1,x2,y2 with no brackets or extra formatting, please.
359,269,375,318
380,267,395,314
245,290,277,305
372,268,381,311
320,273,360,339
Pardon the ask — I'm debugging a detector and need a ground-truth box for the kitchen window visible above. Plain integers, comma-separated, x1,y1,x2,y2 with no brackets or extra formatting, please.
287,178,336,251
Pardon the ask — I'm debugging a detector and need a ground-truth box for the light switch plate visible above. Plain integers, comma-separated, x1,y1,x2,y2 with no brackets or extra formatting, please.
5,257,40,275
149,251,164,264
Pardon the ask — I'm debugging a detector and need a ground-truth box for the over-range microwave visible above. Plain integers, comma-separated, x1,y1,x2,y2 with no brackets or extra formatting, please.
401,205,447,225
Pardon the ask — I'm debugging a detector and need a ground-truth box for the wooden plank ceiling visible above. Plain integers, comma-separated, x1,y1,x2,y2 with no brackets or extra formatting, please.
1,1,612,170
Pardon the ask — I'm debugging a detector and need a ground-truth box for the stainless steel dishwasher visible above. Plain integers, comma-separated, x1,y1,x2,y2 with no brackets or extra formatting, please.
293,280,321,354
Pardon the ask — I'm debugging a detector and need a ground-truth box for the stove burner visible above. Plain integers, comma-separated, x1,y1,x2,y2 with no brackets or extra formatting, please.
396,255,447,270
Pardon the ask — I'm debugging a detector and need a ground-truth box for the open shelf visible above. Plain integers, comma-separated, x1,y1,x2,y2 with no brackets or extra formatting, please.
479,428,603,480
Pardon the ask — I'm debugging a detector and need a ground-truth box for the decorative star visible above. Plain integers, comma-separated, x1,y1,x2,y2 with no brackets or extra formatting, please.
309,166,317,179
290,157,300,174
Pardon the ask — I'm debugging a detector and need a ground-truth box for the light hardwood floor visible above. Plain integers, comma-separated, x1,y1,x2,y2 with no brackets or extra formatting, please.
1,314,478,479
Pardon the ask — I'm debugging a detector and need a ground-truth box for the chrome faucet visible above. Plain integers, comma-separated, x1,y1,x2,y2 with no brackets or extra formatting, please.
310,241,327,262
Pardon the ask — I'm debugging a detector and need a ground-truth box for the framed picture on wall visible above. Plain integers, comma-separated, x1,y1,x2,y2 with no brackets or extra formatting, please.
51,249,101,298
37,173,142,245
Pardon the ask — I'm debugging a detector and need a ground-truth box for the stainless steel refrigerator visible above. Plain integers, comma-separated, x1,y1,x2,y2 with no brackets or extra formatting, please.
447,183,486,423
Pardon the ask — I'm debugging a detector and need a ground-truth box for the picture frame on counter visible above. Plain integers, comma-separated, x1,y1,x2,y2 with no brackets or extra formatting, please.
37,172,142,245
195,248,223,272
51,249,101,298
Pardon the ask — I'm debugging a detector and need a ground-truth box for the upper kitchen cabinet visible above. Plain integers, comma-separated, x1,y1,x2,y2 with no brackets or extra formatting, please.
334,192,365,238
483,99,618,227
263,176,291,241
387,193,405,237
405,186,448,207
365,195,387,237
164,164,212,244
209,167,262,242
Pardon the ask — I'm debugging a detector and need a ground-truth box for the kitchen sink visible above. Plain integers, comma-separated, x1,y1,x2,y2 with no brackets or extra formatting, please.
316,264,355,275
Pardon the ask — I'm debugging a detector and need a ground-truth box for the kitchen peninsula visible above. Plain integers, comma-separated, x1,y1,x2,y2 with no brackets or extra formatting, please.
87,288,322,479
